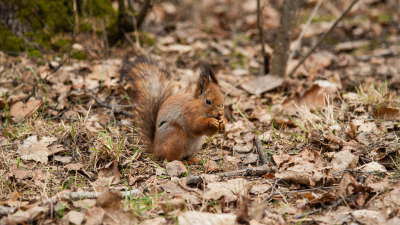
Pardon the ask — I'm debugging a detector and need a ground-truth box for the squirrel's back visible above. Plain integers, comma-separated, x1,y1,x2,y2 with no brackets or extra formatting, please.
120,56,174,149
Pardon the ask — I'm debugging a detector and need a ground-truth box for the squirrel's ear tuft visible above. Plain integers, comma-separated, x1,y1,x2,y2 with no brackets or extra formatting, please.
194,60,218,97
200,60,219,85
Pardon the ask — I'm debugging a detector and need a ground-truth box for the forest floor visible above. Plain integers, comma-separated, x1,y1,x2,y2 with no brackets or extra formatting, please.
1,0,400,224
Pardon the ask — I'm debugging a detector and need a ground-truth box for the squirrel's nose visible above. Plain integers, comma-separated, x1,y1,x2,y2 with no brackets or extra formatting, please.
217,112,223,117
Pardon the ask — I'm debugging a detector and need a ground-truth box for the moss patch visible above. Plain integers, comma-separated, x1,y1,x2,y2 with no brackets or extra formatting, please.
0,24,23,52
1,0,116,56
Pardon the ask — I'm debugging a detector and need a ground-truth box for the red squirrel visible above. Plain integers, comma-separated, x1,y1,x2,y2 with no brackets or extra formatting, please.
121,56,227,164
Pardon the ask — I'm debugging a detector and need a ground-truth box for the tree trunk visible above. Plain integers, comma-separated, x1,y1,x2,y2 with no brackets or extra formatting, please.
108,0,152,46
270,0,299,77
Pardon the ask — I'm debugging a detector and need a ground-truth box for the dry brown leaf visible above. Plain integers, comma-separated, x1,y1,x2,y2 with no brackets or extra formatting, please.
357,193,369,206
9,98,42,123
367,179,389,192
223,155,241,171
359,162,387,173
17,135,58,164
0,93,28,109
141,218,167,225
240,75,284,95
0,136,7,146
204,178,249,202
128,175,145,186
243,153,259,164
98,160,121,184
282,84,337,114
331,150,359,172
73,199,96,208
166,160,188,177
53,156,72,164
96,188,122,209
345,122,358,140
84,207,105,225
11,168,33,179
65,211,85,225
8,207,49,224
159,196,186,214
334,40,370,52
203,160,219,173
351,210,388,224
162,181,188,195
250,184,271,194
274,149,334,187
178,211,236,225
337,172,365,197
373,107,400,120
65,163,84,171
358,122,378,133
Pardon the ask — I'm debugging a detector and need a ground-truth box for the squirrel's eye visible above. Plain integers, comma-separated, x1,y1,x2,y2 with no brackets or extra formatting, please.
206,99,211,105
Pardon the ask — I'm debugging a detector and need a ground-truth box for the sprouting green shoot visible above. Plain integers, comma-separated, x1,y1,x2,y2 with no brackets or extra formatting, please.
116,135,126,161
62,176,76,190
42,87,49,116
71,122,76,143
289,115,307,133
226,95,248,122
2,92,9,127
28,67,40,82
123,91,132,106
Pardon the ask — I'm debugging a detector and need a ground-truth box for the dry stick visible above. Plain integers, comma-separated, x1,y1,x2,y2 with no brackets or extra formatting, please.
333,169,385,175
287,0,359,78
254,137,269,165
0,189,142,216
293,198,344,219
261,178,282,203
186,165,275,185
257,0,267,75
85,91,133,117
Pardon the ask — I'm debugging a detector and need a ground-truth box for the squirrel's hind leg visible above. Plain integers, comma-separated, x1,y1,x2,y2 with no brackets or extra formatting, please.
153,123,189,162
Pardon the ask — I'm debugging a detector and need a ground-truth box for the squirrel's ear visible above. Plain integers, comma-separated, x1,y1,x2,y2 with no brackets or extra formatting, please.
195,77,209,97
194,61,218,97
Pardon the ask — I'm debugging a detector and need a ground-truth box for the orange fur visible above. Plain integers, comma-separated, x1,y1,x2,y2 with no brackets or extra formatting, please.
121,56,226,163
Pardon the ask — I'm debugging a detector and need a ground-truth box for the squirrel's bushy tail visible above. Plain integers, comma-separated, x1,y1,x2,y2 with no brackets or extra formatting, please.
120,56,174,149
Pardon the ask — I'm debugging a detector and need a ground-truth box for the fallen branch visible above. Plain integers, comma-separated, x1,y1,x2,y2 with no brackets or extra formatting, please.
293,198,344,219
186,165,275,184
287,0,359,78
0,205,17,216
0,189,141,216
333,169,386,175
254,137,269,165
85,91,133,117
39,189,141,206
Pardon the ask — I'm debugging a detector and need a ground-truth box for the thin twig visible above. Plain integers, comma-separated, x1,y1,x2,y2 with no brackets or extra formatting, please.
288,0,324,63
293,198,344,219
85,91,133,117
186,165,275,184
333,169,385,175
287,0,359,78
262,178,281,202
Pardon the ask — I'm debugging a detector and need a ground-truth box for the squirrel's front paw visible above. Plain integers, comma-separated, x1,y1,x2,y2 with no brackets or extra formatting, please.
218,116,227,131
209,118,220,129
